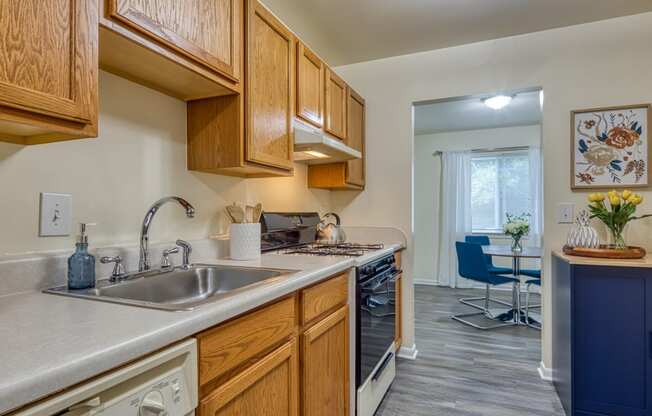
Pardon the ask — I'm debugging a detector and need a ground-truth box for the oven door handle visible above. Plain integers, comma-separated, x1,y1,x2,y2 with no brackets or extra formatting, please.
360,269,402,290
361,305,395,318
387,269,402,283
372,352,395,382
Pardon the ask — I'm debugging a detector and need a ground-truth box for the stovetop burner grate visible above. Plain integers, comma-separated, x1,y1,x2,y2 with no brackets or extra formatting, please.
281,242,384,257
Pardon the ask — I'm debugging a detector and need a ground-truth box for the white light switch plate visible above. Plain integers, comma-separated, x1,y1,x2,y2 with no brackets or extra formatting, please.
557,203,574,224
39,193,72,236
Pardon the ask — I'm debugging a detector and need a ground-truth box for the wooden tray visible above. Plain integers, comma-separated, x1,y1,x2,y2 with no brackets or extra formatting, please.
563,245,647,259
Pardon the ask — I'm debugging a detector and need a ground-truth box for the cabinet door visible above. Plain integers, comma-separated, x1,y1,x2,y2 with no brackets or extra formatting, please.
346,88,365,187
302,306,349,416
324,68,347,140
0,0,97,124
200,339,299,416
296,42,324,128
245,0,294,170
108,0,241,82
573,266,651,416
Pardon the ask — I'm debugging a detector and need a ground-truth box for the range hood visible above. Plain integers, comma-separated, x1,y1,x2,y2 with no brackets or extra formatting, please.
293,120,361,164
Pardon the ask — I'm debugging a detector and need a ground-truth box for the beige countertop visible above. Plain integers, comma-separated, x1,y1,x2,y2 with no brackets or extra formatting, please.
553,250,652,268
0,244,402,415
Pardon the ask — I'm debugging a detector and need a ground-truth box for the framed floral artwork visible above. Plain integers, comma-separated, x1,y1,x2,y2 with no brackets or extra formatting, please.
572,104,651,189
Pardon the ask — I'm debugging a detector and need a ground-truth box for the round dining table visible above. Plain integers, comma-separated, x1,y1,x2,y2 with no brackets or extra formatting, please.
481,245,543,326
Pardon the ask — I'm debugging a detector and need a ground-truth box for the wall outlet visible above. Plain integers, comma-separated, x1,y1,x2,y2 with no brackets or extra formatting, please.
39,193,72,237
557,203,574,224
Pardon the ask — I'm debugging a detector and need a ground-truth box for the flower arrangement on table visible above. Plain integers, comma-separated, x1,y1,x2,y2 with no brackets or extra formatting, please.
587,189,650,249
503,213,530,252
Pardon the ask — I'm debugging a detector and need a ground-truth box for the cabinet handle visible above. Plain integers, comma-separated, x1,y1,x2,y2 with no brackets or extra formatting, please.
650,332,652,360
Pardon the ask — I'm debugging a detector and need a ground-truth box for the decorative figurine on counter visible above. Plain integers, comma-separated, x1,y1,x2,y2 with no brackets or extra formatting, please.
566,210,600,249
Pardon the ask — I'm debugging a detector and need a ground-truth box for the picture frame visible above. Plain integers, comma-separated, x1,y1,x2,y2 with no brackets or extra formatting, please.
571,104,651,190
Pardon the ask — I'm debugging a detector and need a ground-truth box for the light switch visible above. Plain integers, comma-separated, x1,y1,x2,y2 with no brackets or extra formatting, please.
39,193,72,236
557,203,574,224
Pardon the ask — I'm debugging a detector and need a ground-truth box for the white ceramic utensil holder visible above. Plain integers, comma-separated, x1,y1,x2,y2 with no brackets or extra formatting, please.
230,223,261,260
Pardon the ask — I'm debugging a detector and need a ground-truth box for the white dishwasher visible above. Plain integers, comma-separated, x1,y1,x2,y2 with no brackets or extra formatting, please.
12,339,198,416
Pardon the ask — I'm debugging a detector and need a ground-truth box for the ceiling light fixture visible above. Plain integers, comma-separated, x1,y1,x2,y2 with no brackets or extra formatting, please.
483,95,514,110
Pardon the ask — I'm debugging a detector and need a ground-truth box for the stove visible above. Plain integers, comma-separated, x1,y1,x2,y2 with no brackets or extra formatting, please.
260,212,397,416
281,242,384,257
261,212,383,256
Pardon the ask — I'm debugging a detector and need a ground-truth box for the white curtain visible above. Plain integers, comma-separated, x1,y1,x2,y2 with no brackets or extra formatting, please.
436,151,473,288
528,146,543,247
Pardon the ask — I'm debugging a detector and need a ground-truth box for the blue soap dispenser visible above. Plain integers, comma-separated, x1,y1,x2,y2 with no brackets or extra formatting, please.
68,223,96,290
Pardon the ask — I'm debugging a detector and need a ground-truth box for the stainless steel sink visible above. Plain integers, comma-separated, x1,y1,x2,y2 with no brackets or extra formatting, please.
45,264,296,311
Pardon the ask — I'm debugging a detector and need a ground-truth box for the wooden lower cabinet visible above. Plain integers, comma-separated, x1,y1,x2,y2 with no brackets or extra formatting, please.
301,306,349,416
200,339,299,416
196,272,350,416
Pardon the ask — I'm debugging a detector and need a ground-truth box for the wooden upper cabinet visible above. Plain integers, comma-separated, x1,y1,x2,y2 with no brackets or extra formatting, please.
0,0,98,145
296,42,324,128
324,67,347,140
100,0,242,100
186,0,294,177
200,339,299,416
307,87,366,190
346,88,365,187
107,0,239,81
302,306,349,416
245,0,294,170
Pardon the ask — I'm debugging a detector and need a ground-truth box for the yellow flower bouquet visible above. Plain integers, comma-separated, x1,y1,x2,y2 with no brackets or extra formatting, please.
587,190,650,249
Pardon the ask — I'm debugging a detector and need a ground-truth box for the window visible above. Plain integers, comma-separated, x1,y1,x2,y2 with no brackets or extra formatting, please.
471,150,531,233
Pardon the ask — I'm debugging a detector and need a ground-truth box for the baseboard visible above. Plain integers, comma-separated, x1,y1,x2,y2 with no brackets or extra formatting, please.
397,344,419,360
413,278,438,286
538,360,552,381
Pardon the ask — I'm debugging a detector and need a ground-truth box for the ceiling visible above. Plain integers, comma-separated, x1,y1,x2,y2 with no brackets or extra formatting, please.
414,90,542,135
262,0,652,65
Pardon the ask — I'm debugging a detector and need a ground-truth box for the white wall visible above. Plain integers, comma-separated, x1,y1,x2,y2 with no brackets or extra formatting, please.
0,71,332,256
260,0,343,65
414,125,541,284
333,12,652,368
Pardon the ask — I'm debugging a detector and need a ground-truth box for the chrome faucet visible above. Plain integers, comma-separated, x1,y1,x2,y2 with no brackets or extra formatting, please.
139,197,195,271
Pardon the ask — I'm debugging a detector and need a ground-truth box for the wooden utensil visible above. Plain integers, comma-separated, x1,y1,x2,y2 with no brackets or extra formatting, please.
253,203,263,223
245,205,255,223
226,204,245,224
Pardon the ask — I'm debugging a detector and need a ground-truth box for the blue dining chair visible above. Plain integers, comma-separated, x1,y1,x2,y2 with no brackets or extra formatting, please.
465,235,513,275
520,269,541,279
524,278,542,330
453,242,519,330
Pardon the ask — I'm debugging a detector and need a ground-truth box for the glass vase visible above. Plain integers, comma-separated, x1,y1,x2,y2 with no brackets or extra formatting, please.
609,228,627,250
511,237,523,252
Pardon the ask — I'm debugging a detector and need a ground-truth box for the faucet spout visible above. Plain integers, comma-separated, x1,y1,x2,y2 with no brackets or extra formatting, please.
139,196,195,271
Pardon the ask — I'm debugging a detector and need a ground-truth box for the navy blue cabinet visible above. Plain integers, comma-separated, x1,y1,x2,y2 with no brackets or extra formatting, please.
552,253,652,416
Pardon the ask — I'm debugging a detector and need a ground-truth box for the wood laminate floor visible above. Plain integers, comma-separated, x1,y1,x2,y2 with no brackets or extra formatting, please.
375,285,564,416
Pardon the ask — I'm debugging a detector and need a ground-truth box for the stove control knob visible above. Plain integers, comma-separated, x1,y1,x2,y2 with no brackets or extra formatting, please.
139,391,166,416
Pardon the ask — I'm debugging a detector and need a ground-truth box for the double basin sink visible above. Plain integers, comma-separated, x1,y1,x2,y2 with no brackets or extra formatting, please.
45,264,297,311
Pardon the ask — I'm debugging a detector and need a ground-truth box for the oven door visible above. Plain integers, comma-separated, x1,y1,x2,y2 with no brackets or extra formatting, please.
357,268,398,386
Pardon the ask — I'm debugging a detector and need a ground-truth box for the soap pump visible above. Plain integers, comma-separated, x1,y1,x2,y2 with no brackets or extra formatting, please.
68,223,96,290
